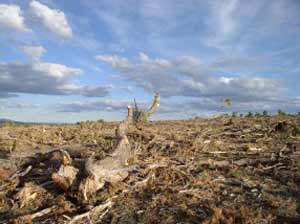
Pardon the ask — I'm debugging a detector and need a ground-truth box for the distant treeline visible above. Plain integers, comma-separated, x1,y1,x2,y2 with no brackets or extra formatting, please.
228,110,300,118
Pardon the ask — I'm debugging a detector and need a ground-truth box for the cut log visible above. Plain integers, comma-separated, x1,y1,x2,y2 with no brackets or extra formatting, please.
52,165,79,191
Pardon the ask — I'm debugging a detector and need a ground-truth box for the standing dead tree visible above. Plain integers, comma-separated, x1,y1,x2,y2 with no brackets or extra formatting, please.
133,93,160,123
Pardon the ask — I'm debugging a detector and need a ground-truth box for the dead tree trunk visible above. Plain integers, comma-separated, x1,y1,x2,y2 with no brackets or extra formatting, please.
147,92,160,116
52,112,133,201
52,94,160,201
78,104,134,201
133,93,160,123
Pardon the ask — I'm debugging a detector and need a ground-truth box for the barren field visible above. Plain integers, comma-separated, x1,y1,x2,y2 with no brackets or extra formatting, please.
0,116,300,223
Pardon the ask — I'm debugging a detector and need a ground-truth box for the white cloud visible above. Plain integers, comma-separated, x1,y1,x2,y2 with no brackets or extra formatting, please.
20,45,47,61
5,102,40,109
57,96,300,116
139,52,172,68
95,55,130,68
96,53,281,102
57,98,179,114
0,4,29,32
57,99,130,113
0,92,18,98
32,62,82,78
0,61,108,97
214,0,238,37
204,0,239,49
30,0,73,39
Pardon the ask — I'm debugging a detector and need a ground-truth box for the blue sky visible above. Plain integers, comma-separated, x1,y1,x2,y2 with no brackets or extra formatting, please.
0,0,299,122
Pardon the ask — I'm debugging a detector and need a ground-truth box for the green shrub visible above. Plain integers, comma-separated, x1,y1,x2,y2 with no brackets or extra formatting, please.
3,121,17,128
246,112,253,118
97,119,105,123
278,109,286,116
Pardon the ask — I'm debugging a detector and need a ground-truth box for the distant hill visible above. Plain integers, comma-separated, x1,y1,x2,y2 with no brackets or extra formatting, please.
0,118,18,124
0,118,67,126
0,118,24,126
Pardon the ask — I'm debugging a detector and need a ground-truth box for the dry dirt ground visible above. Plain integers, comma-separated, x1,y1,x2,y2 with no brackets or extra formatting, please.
0,116,300,223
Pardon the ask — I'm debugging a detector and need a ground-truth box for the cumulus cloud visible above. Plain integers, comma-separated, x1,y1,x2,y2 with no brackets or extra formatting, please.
96,53,280,102
0,92,18,98
95,55,130,68
203,0,241,50
212,56,263,71
211,0,238,37
30,0,73,39
57,96,300,117
0,61,108,97
57,98,180,114
20,45,47,61
0,3,29,32
57,100,129,113
5,102,40,109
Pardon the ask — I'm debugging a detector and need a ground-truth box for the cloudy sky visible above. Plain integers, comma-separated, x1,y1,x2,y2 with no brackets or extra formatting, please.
0,0,299,122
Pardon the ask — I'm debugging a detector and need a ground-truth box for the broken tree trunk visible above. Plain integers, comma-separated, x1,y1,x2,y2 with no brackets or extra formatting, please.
52,95,160,201
51,103,135,201
79,105,134,200
133,93,160,123
147,92,160,116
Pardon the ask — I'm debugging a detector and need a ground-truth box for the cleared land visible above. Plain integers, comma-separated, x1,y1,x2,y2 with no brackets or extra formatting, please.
0,116,300,223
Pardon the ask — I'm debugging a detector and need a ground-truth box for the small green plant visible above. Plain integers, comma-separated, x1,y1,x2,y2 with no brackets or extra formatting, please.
97,119,105,123
220,98,232,111
255,112,261,117
229,171,242,178
263,110,268,116
246,112,253,118
231,112,237,118
3,121,17,128
132,93,160,123
278,109,286,116
223,98,232,107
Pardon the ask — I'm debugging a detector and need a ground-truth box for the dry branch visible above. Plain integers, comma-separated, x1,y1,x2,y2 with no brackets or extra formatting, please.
11,165,32,179
30,206,54,219
147,92,160,116
68,198,114,224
